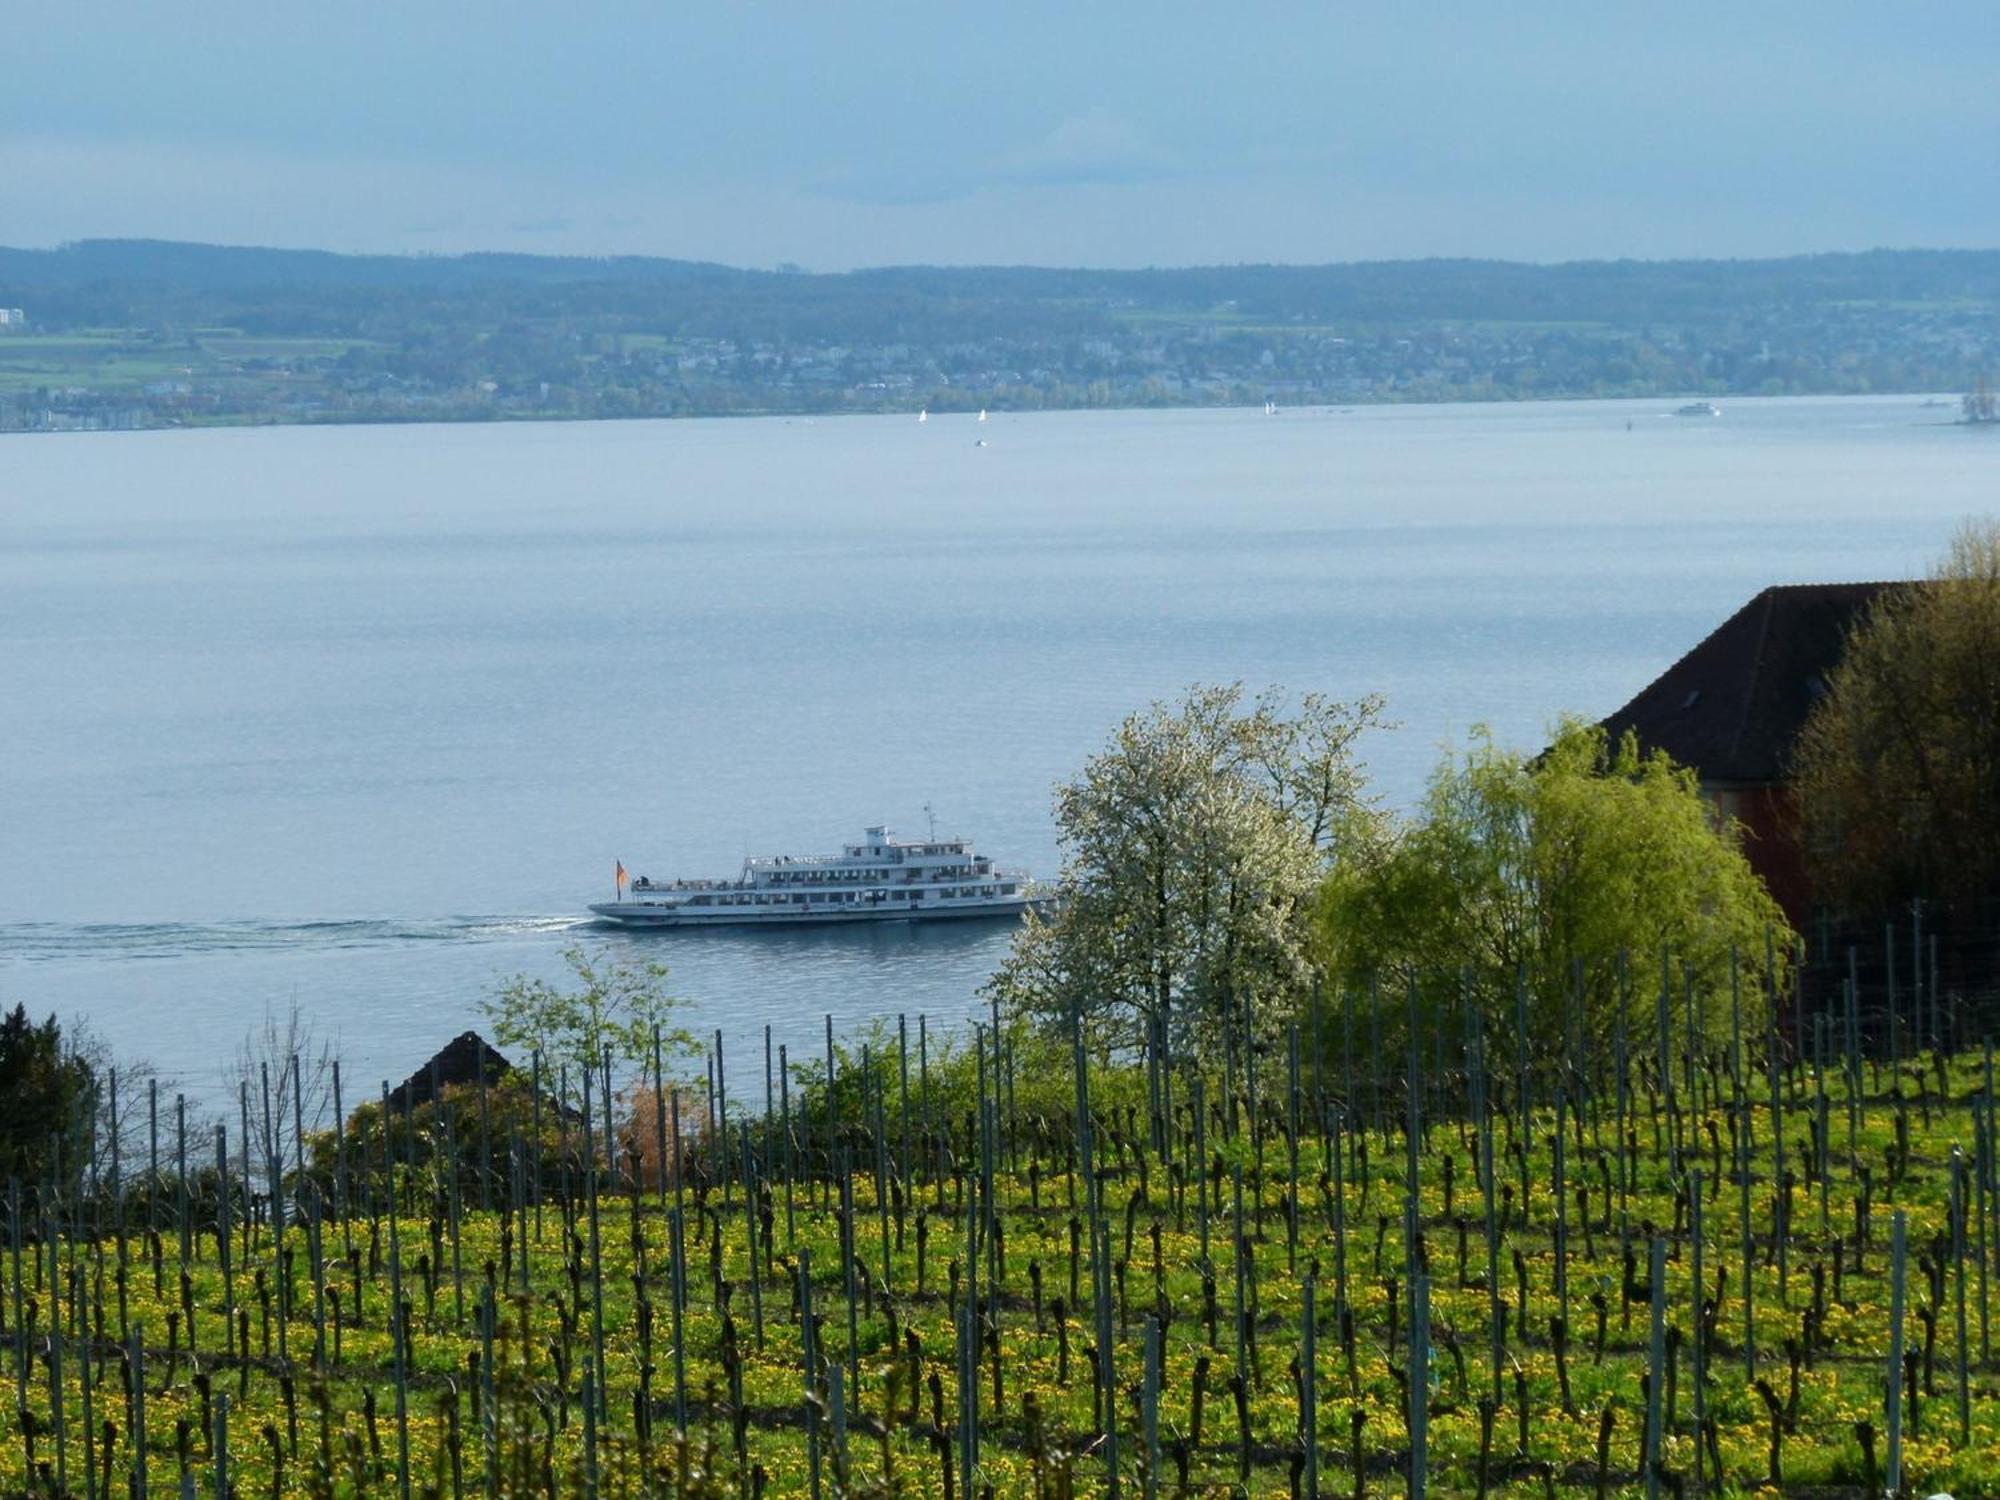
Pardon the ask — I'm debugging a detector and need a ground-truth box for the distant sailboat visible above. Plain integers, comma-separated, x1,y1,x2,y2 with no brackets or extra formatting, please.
1264,400,1278,416
917,408,928,423
977,409,988,423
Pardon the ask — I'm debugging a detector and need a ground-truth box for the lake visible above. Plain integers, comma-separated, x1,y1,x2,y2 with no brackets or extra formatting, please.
2,396,1990,1112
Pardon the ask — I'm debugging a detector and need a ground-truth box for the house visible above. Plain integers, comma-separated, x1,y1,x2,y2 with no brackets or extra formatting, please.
1596,582,1900,925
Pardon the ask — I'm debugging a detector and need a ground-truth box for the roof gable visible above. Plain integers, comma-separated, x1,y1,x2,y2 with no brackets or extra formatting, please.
1599,582,1903,784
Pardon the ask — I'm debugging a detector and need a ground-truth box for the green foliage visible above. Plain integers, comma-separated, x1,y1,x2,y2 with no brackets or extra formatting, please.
482,945,695,1108
1793,518,2000,916
0,1002,94,1188
1319,719,1791,1058
988,683,1385,1058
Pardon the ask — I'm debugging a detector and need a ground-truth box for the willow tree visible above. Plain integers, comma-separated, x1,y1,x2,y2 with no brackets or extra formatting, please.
1792,519,2000,918
1319,720,1790,1064
988,683,1386,1058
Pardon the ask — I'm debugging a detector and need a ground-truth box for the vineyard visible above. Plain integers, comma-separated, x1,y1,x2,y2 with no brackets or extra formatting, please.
7,982,2000,1499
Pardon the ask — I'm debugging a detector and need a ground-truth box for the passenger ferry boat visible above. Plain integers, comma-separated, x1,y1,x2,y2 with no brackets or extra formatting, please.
590,826,1047,928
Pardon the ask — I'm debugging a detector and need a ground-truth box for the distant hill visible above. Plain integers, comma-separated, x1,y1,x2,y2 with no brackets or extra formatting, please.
3,240,1996,432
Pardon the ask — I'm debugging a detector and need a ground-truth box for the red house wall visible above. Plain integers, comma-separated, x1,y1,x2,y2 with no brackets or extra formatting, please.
1710,782,1811,930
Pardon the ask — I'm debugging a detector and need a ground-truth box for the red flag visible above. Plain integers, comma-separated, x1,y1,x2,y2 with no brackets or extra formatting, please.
616,860,628,890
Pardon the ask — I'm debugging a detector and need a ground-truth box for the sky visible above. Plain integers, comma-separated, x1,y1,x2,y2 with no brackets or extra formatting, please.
5,3,1998,270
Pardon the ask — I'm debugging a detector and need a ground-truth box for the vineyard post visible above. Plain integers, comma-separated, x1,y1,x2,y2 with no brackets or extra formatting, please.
1370,974,1383,1142
383,1083,412,1500
1287,1023,1301,1272
825,1015,837,1207
841,1151,861,1398
743,1126,765,1347
148,1077,158,1234
1615,997,1630,1220
1301,1278,1317,1500
176,1095,189,1266
479,1281,498,1499
1844,950,1861,1150
898,1014,911,1188
582,1363,599,1500
766,1021,776,1171
1886,1209,1907,1498
800,1250,821,1500
1555,1088,1569,1333
1096,1213,1119,1498
1342,984,1354,1145
1515,967,1529,1146
212,1391,227,1500
444,1086,465,1328
1406,975,1422,1369
1691,1168,1705,1496
1644,1237,1665,1500
129,1323,146,1500
652,1025,669,1209
1886,924,1898,1089
214,1126,233,1363
920,1015,933,1181
1410,1273,1429,1500
1232,1165,1248,1380
1737,979,1755,1378
1477,1020,1501,1403
1769,987,1787,1300
1331,1078,1349,1326
1954,1149,1970,1442
580,1066,608,1422
477,1042,491,1213
332,1060,351,1260
1982,1037,1994,1363
528,1049,544,1238
1310,975,1324,1132
1193,1074,1209,1264
8,1182,21,1403
43,1204,64,1495
714,1029,729,1207
1143,1314,1161,1500
780,1050,796,1242
1814,1016,1830,1237
873,1082,892,1300
75,1264,93,1500
669,1205,688,1432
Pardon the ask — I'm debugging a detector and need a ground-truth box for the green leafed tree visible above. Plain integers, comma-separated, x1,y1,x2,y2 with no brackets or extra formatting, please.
0,1003,95,1190
482,945,695,1108
1792,519,2000,918
988,682,1386,1057
1318,720,1791,1062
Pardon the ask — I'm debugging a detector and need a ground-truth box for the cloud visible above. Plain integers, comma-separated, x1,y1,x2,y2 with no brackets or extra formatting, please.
996,106,1164,187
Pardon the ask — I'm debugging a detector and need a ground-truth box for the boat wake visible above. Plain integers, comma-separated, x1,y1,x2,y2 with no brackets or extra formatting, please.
0,915,592,963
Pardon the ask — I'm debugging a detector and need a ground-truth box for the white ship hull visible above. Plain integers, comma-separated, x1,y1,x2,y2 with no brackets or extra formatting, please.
590,895,1043,928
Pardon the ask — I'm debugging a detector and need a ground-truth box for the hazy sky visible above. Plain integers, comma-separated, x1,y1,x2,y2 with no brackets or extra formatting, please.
6,3,1997,269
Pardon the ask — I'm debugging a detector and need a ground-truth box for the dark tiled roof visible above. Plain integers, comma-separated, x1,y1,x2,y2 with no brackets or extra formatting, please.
1599,582,1905,785
386,1031,512,1114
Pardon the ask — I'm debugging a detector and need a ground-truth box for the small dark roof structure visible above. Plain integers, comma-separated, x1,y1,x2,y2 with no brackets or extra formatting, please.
386,1031,512,1114
1598,582,1903,785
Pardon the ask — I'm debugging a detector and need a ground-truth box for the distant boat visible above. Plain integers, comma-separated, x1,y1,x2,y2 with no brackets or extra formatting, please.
977,409,988,422
1962,378,1998,426
1263,400,1278,415
975,438,988,447
918,408,928,423
591,825,1048,928
1675,401,1721,418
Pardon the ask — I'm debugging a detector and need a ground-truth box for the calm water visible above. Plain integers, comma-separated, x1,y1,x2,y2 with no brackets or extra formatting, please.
2,396,1990,1110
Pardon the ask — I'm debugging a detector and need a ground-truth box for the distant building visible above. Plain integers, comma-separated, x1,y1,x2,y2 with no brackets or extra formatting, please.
0,308,25,328
1596,582,1899,926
